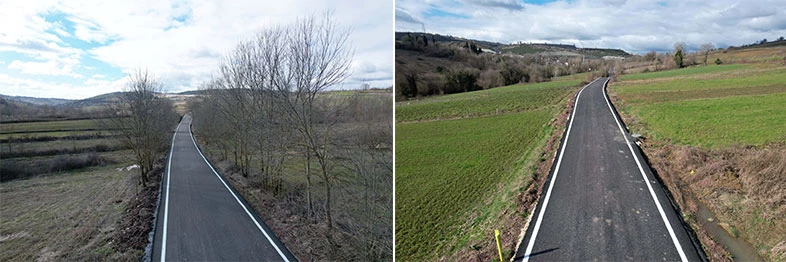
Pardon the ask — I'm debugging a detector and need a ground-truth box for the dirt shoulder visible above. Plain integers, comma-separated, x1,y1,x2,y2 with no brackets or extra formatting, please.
642,142,786,261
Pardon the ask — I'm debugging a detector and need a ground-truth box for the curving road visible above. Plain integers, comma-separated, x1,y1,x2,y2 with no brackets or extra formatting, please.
514,78,705,261
152,114,296,261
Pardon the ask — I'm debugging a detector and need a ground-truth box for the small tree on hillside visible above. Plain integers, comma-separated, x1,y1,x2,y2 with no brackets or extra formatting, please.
700,43,715,65
674,49,684,68
674,42,686,68
644,51,657,61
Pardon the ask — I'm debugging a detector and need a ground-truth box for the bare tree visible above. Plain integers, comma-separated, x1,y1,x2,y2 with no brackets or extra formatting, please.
643,51,657,62
105,69,178,187
191,11,353,230
699,43,715,65
270,12,353,228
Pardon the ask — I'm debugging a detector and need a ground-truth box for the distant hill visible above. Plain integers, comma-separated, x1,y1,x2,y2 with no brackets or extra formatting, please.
729,38,786,50
395,31,631,58
61,92,124,107
0,94,74,106
395,31,617,100
176,90,206,95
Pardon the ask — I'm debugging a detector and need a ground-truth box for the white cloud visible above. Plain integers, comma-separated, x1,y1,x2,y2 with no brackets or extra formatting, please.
0,0,393,99
0,73,123,99
396,0,786,53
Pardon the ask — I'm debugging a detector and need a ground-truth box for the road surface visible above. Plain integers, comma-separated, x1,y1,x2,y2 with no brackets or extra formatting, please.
152,114,296,261
514,78,704,261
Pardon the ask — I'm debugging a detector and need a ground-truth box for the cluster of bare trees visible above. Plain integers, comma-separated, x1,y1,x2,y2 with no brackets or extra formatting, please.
104,70,179,187
620,42,721,75
188,13,392,259
192,12,352,228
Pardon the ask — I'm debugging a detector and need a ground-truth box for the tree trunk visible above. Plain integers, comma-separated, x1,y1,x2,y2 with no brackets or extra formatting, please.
306,152,313,217
140,166,148,187
323,169,332,229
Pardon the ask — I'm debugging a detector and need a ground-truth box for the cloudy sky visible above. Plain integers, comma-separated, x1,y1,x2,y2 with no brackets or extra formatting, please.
0,0,393,99
396,0,786,54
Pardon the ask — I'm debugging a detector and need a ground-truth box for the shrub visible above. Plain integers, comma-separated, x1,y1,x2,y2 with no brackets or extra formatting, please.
399,72,418,98
674,49,684,68
715,58,723,65
0,153,116,182
444,68,480,94
477,69,503,89
419,73,445,96
500,60,529,86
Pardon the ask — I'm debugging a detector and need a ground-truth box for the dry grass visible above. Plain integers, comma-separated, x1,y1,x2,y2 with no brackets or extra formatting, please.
0,166,142,261
642,143,786,261
710,46,786,65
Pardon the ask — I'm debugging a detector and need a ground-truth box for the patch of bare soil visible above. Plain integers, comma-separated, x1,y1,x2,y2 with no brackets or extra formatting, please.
642,142,786,261
114,158,165,253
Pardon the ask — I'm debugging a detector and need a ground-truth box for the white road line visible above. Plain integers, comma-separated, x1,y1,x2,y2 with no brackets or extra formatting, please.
522,78,598,261
187,120,290,262
160,116,184,262
601,79,688,262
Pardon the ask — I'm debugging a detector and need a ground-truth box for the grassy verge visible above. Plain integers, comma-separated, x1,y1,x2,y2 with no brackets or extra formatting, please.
395,79,581,261
610,62,786,261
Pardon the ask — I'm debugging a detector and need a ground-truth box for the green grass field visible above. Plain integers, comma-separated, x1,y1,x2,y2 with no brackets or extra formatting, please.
612,62,786,148
617,64,750,81
503,45,543,55
0,119,100,134
612,64,786,148
397,77,583,122
395,79,581,260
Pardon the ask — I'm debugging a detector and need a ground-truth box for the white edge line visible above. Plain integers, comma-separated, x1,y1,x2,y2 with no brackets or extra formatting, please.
161,116,184,261
601,79,689,262
186,117,291,262
521,78,597,261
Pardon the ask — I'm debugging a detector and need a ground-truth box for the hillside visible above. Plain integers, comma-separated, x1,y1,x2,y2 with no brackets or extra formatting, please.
395,31,614,100
0,94,74,106
395,32,631,58
0,91,193,122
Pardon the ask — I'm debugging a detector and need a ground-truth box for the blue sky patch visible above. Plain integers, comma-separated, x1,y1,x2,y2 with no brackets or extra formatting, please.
423,7,470,19
524,0,562,5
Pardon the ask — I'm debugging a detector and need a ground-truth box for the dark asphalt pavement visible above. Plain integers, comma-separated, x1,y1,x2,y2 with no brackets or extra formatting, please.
152,114,296,261
514,78,704,261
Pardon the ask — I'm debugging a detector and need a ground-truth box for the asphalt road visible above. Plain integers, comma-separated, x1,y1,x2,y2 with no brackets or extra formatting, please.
152,114,296,261
514,78,704,261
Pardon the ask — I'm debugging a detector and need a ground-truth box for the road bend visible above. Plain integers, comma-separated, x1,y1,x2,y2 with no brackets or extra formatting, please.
152,114,296,261
514,78,704,261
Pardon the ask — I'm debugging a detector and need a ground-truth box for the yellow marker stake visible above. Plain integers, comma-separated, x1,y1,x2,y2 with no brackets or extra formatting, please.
495,230,504,262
